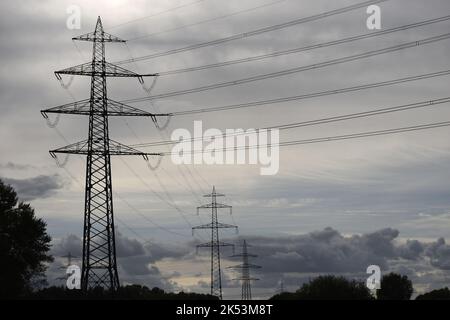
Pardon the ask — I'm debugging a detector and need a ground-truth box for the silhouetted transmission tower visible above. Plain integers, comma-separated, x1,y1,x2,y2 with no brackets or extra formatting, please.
41,17,168,291
55,252,79,282
192,186,238,299
229,240,261,300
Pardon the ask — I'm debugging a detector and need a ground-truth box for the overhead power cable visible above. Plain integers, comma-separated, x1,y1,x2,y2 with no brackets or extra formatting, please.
122,32,450,103
167,69,450,115
156,14,450,75
106,0,210,30
114,0,389,64
128,0,289,42
160,120,450,156
130,97,450,148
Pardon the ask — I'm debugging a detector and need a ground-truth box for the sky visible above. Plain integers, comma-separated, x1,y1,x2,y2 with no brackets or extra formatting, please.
1,0,450,298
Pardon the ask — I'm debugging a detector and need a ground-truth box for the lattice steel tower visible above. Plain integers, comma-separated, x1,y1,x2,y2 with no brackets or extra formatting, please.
41,17,168,291
229,240,261,300
192,186,238,299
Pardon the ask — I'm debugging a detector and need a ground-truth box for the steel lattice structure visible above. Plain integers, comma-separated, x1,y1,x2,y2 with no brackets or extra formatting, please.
192,186,238,299
41,17,168,291
229,240,261,300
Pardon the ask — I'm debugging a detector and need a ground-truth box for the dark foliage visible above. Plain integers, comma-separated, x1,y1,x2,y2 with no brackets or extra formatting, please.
270,275,373,300
28,284,218,300
0,179,53,299
377,272,413,300
416,287,450,300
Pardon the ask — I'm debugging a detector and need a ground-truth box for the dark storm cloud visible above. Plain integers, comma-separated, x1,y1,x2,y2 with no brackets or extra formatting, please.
50,233,175,287
231,227,402,273
49,232,192,288
47,227,450,294
1,174,64,201
223,228,446,294
426,238,450,270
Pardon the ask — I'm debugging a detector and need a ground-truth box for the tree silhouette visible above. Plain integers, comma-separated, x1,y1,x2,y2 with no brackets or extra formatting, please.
377,273,413,300
30,285,218,300
270,275,373,300
0,179,53,299
416,287,450,300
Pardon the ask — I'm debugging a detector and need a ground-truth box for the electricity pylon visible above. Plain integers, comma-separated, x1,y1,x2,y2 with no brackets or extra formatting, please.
56,252,78,281
192,186,238,299
229,240,261,300
41,17,169,291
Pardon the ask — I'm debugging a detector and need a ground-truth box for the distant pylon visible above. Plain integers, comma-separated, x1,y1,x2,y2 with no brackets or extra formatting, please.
56,252,79,281
192,186,238,299
229,240,261,300
279,278,284,294
61,252,77,268
41,17,169,291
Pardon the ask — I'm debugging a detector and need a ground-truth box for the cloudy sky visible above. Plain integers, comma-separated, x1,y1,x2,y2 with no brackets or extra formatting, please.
1,0,450,298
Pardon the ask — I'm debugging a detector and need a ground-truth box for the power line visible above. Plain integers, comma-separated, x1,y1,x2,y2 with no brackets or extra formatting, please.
165,69,450,115
130,97,450,148
156,15,450,75
114,0,389,64
122,32,450,102
121,117,202,209
127,0,289,42
106,0,210,30
114,191,193,238
121,46,209,205
54,151,189,241
159,120,450,156
119,157,197,227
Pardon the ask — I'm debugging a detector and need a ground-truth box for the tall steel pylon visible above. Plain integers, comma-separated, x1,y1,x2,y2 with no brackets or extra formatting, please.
41,17,169,291
192,186,238,299
229,240,261,300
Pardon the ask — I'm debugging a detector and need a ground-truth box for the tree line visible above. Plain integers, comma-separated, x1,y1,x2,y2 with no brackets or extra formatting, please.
1,179,449,300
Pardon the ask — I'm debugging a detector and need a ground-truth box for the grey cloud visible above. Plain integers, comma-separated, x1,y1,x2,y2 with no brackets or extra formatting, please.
47,227,450,296
426,238,450,270
51,234,82,257
0,162,36,170
48,232,191,289
398,240,425,260
239,227,400,273
1,174,64,201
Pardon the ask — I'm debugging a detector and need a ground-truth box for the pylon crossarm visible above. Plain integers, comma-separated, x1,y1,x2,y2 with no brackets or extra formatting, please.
197,203,232,209
232,277,260,281
196,241,235,248
108,100,171,117
203,192,225,197
50,139,161,159
41,99,172,118
192,222,237,230
192,223,213,230
73,31,125,43
55,62,157,78
230,253,258,258
228,263,261,269
41,99,91,117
